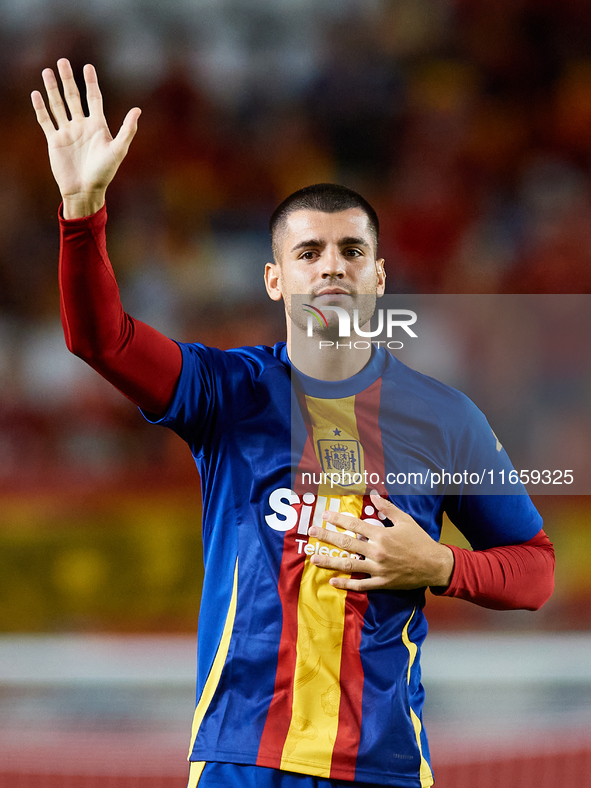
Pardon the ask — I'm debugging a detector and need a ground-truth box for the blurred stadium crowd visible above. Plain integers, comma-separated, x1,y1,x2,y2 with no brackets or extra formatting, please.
0,0,590,631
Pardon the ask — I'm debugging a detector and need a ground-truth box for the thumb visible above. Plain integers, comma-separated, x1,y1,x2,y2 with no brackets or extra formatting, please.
113,107,141,157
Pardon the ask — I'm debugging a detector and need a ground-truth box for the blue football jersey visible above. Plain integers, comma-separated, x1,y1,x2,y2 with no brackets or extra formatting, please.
144,342,542,787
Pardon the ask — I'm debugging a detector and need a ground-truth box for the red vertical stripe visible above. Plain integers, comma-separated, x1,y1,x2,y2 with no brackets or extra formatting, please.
330,589,369,779
256,534,306,768
293,392,323,495
257,406,315,767
329,380,385,778
354,379,387,495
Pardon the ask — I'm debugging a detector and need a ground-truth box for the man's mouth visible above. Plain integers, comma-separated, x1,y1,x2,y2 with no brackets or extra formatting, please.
314,288,353,297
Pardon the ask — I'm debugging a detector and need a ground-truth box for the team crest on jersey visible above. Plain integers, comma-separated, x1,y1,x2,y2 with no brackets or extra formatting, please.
317,440,361,486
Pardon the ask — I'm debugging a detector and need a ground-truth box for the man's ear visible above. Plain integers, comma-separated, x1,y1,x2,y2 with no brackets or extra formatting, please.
376,258,386,297
264,261,283,302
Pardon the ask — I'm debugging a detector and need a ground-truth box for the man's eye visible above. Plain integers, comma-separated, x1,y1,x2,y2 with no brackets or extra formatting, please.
345,248,363,257
300,251,316,260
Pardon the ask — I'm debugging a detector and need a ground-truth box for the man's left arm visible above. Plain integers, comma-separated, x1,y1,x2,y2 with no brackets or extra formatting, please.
308,492,555,610
432,528,554,610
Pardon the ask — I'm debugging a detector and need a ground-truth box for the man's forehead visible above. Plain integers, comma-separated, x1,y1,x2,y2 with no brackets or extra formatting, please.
281,208,373,245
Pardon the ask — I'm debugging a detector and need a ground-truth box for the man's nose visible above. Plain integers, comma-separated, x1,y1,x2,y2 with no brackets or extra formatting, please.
321,247,345,277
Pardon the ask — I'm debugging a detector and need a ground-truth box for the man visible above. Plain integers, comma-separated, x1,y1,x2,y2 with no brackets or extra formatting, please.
32,60,554,788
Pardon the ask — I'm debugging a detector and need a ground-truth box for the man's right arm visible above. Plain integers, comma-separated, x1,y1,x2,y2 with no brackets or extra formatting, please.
33,58,182,416
59,204,182,415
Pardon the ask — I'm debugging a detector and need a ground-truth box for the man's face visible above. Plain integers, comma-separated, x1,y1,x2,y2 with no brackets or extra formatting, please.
265,208,386,335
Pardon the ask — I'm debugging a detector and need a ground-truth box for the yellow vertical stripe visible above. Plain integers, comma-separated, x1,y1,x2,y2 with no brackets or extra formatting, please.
306,394,365,497
280,395,364,774
409,710,433,788
187,760,206,788
187,558,239,757
280,546,347,775
402,609,418,683
401,608,434,788
280,494,363,774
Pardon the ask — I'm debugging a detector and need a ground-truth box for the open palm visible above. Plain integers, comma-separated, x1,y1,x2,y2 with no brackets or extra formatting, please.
31,58,141,218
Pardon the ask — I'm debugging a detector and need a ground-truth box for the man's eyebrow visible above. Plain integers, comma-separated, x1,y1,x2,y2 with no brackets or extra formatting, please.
340,236,371,248
290,238,324,253
289,236,371,253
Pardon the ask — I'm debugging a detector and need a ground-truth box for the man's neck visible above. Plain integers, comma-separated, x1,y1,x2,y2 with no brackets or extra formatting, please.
286,323,372,381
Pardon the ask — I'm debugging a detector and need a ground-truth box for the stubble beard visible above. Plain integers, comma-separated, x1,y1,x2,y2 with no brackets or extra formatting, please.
287,289,378,339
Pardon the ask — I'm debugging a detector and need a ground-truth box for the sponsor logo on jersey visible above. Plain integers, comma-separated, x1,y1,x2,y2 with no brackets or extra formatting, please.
264,487,385,563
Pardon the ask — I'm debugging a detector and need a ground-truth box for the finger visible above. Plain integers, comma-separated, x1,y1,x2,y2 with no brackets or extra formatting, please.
310,550,372,574
31,90,57,137
41,67,69,127
83,64,104,117
308,525,369,555
308,525,370,557
319,510,374,540
328,574,384,592
112,107,141,157
369,492,405,521
57,58,84,120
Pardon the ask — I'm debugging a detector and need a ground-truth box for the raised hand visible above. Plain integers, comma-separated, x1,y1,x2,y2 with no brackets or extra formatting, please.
308,492,454,592
31,58,141,219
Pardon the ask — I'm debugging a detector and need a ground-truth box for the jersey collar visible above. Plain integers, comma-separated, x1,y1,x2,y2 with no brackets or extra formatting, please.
277,341,388,398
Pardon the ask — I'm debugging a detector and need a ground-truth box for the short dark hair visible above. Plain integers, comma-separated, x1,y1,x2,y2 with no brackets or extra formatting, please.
270,183,379,259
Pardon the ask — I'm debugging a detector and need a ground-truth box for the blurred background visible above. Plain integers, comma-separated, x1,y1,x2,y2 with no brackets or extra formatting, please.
1,0,591,785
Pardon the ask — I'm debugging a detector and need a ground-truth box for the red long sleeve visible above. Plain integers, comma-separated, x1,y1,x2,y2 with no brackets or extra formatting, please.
435,529,555,610
59,204,182,415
